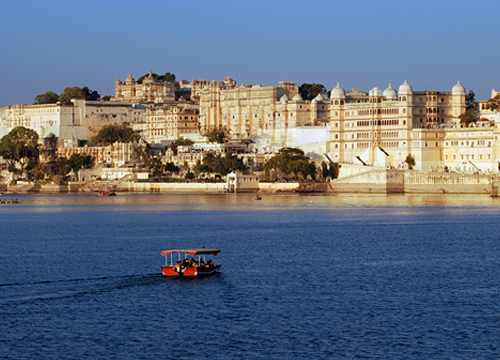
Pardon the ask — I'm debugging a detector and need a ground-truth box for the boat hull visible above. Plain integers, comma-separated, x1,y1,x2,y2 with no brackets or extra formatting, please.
161,265,221,277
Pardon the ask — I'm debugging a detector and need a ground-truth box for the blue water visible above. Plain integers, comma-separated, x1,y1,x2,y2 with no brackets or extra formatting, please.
1,193,500,359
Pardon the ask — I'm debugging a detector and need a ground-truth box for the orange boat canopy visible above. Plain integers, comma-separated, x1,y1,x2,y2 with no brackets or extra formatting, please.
161,249,221,256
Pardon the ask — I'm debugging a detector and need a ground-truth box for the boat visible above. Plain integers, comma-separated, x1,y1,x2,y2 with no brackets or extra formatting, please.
255,195,262,200
161,248,221,277
97,189,116,196
0,199,20,204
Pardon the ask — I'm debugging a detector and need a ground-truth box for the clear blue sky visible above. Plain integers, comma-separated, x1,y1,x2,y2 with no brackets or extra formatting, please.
1,0,498,106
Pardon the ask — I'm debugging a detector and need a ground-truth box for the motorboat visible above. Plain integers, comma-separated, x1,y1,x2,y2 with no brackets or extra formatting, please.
255,195,262,200
161,248,221,277
97,189,116,196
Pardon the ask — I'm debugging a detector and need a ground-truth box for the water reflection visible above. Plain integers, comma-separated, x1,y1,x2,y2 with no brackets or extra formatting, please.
1,192,499,213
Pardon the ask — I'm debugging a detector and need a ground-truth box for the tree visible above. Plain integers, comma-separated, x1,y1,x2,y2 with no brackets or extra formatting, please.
137,72,176,84
321,161,341,180
33,91,59,104
0,126,40,173
298,83,326,100
101,95,112,101
58,86,85,102
459,90,479,125
48,157,72,176
264,147,316,181
405,154,416,170
204,128,229,144
93,124,137,146
82,86,100,101
202,152,246,176
165,162,180,176
171,137,194,154
58,86,100,102
484,92,500,113
69,154,92,172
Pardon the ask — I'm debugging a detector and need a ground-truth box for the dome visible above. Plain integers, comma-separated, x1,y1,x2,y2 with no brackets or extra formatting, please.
369,87,383,97
292,93,303,102
313,93,325,102
280,94,290,103
330,83,345,99
452,81,466,95
115,78,122,85
383,84,397,100
398,80,413,95
125,74,136,85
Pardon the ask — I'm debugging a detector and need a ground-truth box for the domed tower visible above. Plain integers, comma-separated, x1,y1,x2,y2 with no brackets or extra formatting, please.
123,74,137,99
451,81,466,121
115,78,123,98
398,80,413,129
328,83,346,163
383,84,398,101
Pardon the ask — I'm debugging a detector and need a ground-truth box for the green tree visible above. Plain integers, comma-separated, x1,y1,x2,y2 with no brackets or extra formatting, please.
93,124,137,146
202,152,246,176
0,126,40,173
405,154,416,170
264,147,316,181
135,146,164,179
459,90,479,125
484,92,500,112
82,86,100,101
165,162,179,176
58,86,100,102
69,154,92,172
49,157,72,176
58,86,85,102
101,95,112,101
298,83,326,100
137,72,176,84
204,128,229,144
33,91,59,104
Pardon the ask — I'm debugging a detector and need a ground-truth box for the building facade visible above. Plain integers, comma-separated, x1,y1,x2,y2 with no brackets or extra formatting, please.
112,72,176,103
144,106,200,144
327,81,468,170
0,100,147,148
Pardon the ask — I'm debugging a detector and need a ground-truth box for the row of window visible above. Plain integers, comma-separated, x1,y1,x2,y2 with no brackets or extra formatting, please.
445,154,491,160
446,140,491,147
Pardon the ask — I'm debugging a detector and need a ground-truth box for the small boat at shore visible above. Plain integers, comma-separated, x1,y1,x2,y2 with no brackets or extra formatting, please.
0,199,20,204
161,248,221,277
97,189,116,196
255,195,262,200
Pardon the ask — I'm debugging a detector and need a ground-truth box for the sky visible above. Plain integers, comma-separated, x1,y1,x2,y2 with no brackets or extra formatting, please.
1,0,499,106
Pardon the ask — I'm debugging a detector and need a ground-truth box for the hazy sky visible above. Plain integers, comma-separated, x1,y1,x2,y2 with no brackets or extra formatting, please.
1,0,498,106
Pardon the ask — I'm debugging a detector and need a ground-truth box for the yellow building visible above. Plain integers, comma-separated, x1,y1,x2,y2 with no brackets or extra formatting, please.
0,100,146,148
112,72,176,103
144,106,200,144
328,81,467,169
199,79,329,150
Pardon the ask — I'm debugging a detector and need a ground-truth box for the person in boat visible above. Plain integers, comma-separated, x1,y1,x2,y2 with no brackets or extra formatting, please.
175,261,182,268
207,259,213,267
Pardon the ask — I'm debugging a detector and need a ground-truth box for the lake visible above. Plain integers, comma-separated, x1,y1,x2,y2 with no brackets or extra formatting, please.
1,193,500,359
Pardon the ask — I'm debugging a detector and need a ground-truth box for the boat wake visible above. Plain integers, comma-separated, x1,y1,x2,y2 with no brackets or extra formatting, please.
0,274,163,305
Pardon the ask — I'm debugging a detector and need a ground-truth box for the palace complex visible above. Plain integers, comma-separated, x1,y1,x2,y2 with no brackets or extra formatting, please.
1,73,500,173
